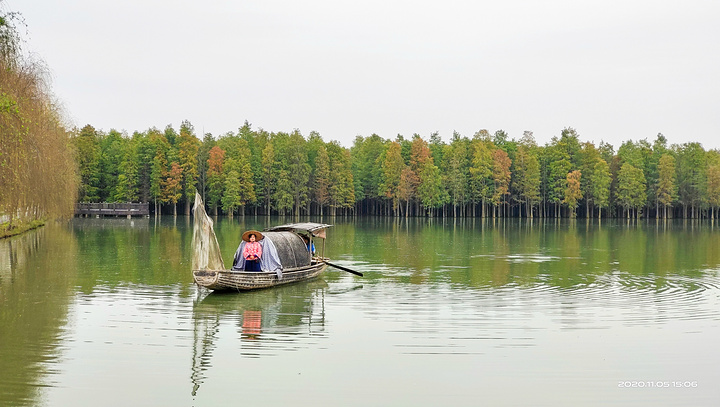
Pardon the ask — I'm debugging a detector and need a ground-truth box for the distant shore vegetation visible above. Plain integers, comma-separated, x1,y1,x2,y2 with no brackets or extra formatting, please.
71,120,720,220
0,3,78,237
2,2,718,224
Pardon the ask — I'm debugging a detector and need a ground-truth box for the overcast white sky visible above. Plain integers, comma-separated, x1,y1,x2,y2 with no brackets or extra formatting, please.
10,0,720,150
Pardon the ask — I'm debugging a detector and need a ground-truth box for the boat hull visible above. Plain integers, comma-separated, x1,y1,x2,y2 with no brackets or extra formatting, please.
193,262,327,291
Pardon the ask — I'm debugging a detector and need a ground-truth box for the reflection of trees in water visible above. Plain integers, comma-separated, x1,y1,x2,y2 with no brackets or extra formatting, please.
190,280,328,397
332,217,720,292
0,227,44,282
68,217,191,290
0,224,78,407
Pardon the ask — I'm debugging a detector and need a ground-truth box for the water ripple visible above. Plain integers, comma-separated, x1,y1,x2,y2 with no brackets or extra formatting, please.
328,268,720,356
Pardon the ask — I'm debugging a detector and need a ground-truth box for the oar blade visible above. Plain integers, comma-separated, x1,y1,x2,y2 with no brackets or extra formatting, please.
325,261,364,277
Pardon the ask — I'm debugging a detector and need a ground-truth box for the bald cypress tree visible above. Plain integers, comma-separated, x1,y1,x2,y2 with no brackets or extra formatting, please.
617,163,646,218
657,154,677,219
492,149,512,217
563,170,582,218
314,145,331,216
469,134,493,218
591,159,611,219
287,130,310,216
207,145,225,215
381,142,404,216
73,125,102,202
178,121,200,215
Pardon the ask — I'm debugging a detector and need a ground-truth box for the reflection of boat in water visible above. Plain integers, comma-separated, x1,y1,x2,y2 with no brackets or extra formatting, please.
190,279,328,395
192,279,328,331
191,194,333,291
241,310,262,338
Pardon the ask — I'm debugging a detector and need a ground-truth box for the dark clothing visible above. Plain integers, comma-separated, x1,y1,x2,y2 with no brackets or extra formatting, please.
245,259,261,272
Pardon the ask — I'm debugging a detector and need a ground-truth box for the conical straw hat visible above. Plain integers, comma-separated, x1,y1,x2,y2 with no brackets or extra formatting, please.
242,230,264,242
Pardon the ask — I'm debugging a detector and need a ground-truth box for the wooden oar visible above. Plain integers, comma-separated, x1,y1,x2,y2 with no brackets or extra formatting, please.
325,261,364,277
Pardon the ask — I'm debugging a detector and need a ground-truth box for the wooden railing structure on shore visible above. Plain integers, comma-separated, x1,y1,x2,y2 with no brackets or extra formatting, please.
75,203,150,218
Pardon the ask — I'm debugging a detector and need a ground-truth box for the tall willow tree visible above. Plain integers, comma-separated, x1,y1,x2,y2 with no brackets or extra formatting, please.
1,6,77,231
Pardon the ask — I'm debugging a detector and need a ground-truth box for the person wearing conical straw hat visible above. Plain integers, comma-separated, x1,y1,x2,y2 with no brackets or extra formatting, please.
241,230,263,271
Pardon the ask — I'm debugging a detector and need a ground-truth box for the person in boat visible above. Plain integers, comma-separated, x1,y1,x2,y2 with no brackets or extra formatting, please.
241,231,263,271
231,230,283,275
301,234,315,256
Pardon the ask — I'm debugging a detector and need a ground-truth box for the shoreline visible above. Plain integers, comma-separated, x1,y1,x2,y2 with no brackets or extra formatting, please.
0,220,46,239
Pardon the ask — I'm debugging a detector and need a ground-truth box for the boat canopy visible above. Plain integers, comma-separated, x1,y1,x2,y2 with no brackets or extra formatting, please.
263,231,312,268
233,231,311,272
265,222,332,238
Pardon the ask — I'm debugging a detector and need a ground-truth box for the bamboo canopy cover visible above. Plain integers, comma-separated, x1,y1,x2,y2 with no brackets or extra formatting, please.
266,222,333,238
257,231,311,269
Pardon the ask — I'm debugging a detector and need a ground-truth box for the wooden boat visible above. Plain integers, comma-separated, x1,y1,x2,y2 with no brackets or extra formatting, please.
192,222,333,291
193,259,328,291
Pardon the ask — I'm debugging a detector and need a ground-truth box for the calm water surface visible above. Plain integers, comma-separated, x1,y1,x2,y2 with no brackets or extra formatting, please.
1,217,719,406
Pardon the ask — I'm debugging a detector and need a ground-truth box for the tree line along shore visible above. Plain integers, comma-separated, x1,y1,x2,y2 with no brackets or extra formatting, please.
71,122,718,220
3,3,720,239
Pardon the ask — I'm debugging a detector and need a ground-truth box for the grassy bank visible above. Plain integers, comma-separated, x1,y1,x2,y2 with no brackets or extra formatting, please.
0,219,46,239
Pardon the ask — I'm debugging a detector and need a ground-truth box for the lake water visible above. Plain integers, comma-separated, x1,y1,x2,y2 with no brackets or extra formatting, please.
1,217,719,406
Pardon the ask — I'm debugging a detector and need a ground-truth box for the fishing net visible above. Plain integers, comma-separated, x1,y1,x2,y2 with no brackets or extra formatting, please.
192,192,225,271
